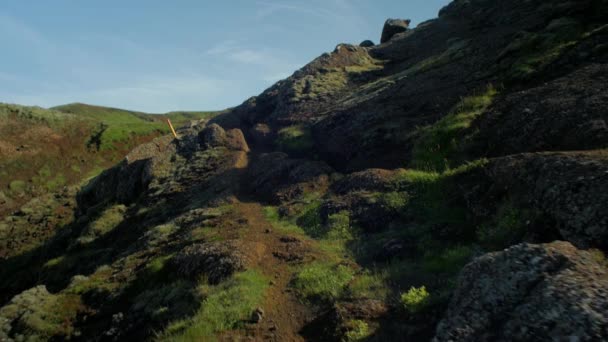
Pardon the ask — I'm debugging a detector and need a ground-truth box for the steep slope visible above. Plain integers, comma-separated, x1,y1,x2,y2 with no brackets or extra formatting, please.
1,0,608,341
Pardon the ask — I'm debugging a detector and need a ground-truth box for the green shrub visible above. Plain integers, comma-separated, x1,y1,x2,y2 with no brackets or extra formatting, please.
276,125,314,156
293,262,354,302
400,286,430,314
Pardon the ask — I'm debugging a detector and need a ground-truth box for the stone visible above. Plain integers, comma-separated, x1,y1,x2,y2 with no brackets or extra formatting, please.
359,40,375,47
381,18,411,43
251,307,265,323
434,241,608,341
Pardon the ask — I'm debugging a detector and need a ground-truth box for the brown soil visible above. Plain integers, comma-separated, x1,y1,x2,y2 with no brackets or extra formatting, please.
217,150,320,341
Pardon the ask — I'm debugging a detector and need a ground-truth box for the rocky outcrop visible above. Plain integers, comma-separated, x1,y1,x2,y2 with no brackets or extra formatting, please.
380,19,411,43
199,124,250,152
332,168,401,195
435,241,608,341
468,64,608,158
77,135,176,211
486,151,608,250
248,152,333,203
359,40,375,48
172,242,246,284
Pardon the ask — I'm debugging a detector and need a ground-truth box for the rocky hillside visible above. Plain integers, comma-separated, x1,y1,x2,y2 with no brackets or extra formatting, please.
0,103,217,257
1,0,607,341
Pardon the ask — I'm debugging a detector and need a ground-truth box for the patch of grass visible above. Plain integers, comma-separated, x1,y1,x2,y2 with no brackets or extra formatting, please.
423,245,474,274
293,262,354,302
75,204,127,245
400,286,430,314
379,191,410,213
412,86,497,172
8,180,26,194
263,206,305,235
67,264,118,295
347,271,389,301
158,270,267,341
132,280,197,325
477,202,531,251
296,199,325,238
276,125,314,156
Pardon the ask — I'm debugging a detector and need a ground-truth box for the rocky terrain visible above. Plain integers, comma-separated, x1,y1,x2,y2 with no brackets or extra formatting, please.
1,0,607,340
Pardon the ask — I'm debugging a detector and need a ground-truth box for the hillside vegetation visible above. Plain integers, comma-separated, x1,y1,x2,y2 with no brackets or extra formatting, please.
0,103,218,256
1,0,608,341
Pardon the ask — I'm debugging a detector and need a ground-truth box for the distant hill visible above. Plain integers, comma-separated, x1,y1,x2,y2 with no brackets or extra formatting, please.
0,103,218,217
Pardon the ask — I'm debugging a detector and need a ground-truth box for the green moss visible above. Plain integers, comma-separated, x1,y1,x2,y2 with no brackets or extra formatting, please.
293,262,354,302
400,286,430,314
158,270,267,341
412,86,497,172
276,125,314,156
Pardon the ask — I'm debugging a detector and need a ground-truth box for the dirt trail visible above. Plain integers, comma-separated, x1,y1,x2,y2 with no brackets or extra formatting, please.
233,202,315,341
218,152,318,341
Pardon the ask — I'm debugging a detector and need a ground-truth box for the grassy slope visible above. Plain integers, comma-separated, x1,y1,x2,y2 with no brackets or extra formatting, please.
0,103,218,217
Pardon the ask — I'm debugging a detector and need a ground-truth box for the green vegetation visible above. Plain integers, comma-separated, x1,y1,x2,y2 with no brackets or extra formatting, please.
423,245,474,274
400,286,430,314
347,271,389,300
344,320,372,341
412,86,497,172
477,202,531,251
497,18,597,81
8,180,26,195
276,125,314,156
158,270,267,341
0,286,83,340
293,262,354,302
75,204,127,245
405,38,471,76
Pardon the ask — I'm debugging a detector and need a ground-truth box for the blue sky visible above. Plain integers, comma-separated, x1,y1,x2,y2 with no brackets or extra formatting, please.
0,0,450,112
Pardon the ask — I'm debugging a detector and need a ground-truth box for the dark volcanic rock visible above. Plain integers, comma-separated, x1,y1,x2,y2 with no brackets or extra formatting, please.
435,241,608,341
199,124,249,152
381,19,411,44
487,151,608,250
359,40,375,48
248,152,333,203
331,168,401,195
468,64,608,157
172,242,246,284
77,135,176,211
